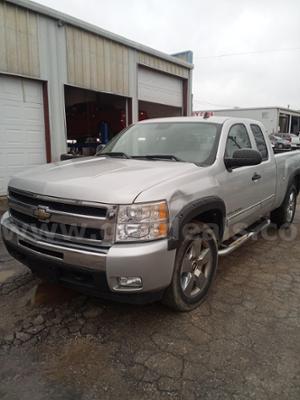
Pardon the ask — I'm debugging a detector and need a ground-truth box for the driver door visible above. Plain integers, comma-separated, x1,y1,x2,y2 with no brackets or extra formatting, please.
219,123,264,234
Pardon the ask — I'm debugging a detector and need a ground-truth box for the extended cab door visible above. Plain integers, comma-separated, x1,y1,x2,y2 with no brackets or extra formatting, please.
247,122,276,215
219,123,266,232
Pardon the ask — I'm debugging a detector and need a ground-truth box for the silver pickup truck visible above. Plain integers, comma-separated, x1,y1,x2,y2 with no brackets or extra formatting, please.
1,116,300,311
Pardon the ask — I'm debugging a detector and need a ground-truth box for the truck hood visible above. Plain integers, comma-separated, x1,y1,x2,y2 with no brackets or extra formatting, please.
9,156,197,204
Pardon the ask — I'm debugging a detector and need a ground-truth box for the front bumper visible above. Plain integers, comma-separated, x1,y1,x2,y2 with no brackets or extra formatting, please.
1,212,176,302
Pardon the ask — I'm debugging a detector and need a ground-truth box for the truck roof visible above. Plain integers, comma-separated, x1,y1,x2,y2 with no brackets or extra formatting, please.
138,116,230,124
138,116,262,125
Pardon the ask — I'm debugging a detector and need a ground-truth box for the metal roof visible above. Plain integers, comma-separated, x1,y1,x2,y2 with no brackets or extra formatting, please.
6,0,193,70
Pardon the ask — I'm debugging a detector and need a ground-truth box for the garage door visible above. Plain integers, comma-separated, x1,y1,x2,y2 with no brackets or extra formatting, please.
0,76,46,195
138,67,183,108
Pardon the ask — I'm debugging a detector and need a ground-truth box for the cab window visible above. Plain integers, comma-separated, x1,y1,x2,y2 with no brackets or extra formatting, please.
225,124,252,158
250,124,268,161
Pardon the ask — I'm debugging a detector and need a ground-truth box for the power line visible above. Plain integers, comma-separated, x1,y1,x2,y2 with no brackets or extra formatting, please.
193,97,237,108
197,47,300,59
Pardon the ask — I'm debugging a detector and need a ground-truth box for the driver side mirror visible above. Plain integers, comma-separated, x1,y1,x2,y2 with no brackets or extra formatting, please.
224,149,262,169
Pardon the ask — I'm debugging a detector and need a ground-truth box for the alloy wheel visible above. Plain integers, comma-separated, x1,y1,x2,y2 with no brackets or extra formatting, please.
286,191,296,223
180,239,213,299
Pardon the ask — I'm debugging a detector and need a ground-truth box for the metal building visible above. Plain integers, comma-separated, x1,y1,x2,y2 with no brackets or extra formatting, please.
194,107,300,136
0,0,193,195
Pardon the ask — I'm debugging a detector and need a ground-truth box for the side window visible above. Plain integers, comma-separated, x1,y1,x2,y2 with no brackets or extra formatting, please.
225,124,252,158
250,124,268,161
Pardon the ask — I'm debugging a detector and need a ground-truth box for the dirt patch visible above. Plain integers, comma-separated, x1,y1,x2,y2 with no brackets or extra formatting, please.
43,337,133,398
33,282,80,306
0,269,16,283
0,197,7,215
0,278,37,337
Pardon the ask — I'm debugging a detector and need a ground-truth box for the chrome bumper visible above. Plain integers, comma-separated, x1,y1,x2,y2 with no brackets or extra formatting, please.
1,212,176,294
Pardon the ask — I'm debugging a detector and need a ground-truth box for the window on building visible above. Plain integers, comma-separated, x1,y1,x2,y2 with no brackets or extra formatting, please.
225,124,252,158
250,124,268,161
291,116,300,135
279,113,290,133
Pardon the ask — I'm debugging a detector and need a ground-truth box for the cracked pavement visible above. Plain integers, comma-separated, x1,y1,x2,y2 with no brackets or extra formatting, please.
0,204,300,399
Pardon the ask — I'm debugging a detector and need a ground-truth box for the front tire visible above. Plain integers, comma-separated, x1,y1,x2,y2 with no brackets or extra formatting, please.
163,222,218,312
270,184,297,228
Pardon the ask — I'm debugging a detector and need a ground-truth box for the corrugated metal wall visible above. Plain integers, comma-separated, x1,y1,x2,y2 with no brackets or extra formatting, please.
66,26,130,97
0,2,40,77
138,52,189,79
0,3,190,95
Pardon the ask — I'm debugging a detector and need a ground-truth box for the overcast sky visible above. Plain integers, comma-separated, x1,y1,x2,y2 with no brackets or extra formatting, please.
37,0,300,110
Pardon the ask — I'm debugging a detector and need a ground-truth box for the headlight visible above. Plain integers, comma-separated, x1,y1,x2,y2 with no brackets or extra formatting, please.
116,201,169,242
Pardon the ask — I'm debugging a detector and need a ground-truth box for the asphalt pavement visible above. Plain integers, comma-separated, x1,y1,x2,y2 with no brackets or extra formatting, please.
0,204,299,400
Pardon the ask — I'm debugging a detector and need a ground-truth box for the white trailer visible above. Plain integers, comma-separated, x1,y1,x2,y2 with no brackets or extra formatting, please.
194,107,300,135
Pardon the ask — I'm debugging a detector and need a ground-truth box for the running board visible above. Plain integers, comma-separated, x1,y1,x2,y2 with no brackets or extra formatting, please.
218,219,270,256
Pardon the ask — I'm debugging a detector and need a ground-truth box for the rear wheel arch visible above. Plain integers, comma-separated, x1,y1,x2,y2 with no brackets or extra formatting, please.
285,167,300,194
168,196,226,250
271,182,297,228
293,173,300,194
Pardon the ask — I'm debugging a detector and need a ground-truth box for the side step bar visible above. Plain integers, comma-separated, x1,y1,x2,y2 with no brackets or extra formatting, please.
218,219,270,256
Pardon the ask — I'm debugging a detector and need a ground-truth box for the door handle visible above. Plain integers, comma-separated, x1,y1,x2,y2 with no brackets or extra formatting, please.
252,173,261,181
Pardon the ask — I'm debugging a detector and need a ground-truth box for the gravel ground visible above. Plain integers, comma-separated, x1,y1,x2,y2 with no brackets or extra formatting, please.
0,205,300,400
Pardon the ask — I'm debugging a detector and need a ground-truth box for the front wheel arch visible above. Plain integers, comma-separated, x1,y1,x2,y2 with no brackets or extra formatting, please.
168,196,226,250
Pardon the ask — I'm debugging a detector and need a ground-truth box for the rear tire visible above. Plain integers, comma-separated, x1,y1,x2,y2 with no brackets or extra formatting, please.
163,222,218,312
270,184,297,228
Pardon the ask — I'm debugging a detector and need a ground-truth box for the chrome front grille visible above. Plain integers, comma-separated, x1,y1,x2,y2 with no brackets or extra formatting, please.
8,188,117,250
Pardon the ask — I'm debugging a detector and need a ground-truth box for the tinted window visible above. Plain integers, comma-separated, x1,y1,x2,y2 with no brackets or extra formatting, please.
225,124,252,158
251,124,268,161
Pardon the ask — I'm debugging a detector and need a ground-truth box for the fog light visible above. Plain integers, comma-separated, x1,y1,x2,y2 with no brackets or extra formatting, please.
118,277,143,288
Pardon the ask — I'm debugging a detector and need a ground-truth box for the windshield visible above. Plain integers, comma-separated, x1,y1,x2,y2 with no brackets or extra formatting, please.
99,122,222,165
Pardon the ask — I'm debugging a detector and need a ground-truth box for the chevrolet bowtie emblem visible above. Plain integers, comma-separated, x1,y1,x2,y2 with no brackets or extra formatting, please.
33,207,51,221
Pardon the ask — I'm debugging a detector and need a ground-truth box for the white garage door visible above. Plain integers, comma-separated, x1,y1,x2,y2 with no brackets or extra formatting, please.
0,76,46,195
138,67,183,108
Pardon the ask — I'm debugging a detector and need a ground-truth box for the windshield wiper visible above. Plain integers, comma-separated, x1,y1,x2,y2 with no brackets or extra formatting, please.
99,153,183,162
133,154,183,162
98,152,132,159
